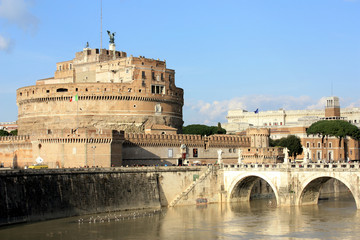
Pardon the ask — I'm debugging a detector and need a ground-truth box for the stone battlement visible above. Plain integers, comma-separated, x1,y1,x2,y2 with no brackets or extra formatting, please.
124,133,250,148
0,135,30,142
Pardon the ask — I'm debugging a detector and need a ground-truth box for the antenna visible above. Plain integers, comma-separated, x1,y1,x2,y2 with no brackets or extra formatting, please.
100,0,103,50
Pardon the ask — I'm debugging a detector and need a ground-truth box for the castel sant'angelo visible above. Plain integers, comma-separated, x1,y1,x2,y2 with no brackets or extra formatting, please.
17,41,183,135
0,35,281,168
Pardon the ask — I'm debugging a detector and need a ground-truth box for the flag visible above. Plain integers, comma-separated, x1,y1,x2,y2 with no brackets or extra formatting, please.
70,94,78,102
254,108,259,114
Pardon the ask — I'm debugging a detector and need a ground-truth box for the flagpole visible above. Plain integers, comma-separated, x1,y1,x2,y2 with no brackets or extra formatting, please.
100,0,103,50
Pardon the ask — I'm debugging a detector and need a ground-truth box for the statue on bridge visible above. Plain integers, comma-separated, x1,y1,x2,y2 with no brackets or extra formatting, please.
217,149,223,165
283,148,290,164
237,148,243,164
302,146,311,163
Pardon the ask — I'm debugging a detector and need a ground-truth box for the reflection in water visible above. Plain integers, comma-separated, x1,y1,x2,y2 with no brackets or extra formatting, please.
0,195,359,240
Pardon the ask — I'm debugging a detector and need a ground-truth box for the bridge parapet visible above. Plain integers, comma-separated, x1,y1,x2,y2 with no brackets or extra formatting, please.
222,162,360,171
222,162,360,209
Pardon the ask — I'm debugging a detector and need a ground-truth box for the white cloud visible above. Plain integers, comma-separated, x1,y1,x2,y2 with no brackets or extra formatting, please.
0,0,38,52
184,95,321,125
0,34,13,52
345,99,360,108
0,0,38,33
306,97,327,110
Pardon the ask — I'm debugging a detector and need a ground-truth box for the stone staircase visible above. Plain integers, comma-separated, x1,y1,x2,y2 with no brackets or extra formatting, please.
168,166,213,207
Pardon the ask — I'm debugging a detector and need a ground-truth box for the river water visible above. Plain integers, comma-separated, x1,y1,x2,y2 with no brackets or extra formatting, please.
1,195,359,240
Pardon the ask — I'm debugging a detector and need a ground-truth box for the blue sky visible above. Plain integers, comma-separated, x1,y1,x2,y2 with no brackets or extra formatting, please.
0,0,359,125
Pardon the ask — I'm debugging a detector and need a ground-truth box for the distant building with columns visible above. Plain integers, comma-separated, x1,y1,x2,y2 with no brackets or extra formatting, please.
223,96,360,134
223,96,360,162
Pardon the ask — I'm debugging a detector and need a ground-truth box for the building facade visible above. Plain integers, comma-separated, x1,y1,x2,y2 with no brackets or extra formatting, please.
223,97,360,134
223,96,360,162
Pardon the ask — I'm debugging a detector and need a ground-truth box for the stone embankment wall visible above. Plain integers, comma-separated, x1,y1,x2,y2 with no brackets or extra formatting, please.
0,167,214,226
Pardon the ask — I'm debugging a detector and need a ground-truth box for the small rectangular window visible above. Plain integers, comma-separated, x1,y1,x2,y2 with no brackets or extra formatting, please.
193,148,198,158
142,71,146,79
168,149,173,158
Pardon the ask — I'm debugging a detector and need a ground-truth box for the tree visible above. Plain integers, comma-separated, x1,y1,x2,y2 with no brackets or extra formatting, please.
10,129,18,136
182,124,226,136
270,135,303,159
0,129,10,136
306,120,360,161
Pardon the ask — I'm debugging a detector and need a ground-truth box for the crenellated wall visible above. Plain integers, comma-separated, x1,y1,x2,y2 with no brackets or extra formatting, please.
0,130,124,168
0,135,32,168
122,133,260,165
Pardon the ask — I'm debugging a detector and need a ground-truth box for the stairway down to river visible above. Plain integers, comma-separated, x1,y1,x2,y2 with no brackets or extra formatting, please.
169,167,213,207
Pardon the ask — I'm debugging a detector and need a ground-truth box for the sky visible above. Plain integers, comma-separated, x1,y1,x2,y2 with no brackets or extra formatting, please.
0,0,359,126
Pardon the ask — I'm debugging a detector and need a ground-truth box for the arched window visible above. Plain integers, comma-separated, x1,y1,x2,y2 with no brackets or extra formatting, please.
56,88,68,92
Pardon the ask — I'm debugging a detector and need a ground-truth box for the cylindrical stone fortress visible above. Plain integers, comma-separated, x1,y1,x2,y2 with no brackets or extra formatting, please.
16,48,184,135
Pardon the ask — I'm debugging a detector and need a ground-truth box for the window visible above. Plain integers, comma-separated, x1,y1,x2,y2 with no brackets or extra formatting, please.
193,148,198,158
168,149,173,158
161,73,163,80
151,85,165,94
56,88,68,92
142,71,146,79
306,142,310,148
329,142,332,148
128,88,132,92
46,90,50,93
152,72,155,80
318,142,321,148
75,88,78,92
229,149,232,153
69,64,72,70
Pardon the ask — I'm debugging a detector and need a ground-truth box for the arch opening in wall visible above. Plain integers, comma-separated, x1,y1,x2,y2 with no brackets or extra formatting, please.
299,177,355,207
56,88,68,92
230,176,277,207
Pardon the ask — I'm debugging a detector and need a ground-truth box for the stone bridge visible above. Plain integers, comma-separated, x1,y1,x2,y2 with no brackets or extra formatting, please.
221,162,360,208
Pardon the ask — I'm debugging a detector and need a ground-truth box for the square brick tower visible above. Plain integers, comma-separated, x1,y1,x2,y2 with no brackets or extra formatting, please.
325,96,341,119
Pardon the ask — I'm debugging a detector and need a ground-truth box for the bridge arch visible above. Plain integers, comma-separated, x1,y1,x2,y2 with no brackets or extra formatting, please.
297,174,358,208
227,173,280,206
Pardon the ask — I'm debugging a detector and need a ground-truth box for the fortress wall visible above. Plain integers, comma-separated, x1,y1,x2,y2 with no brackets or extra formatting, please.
0,136,32,168
0,167,204,226
123,133,253,165
0,130,124,168
16,83,183,135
